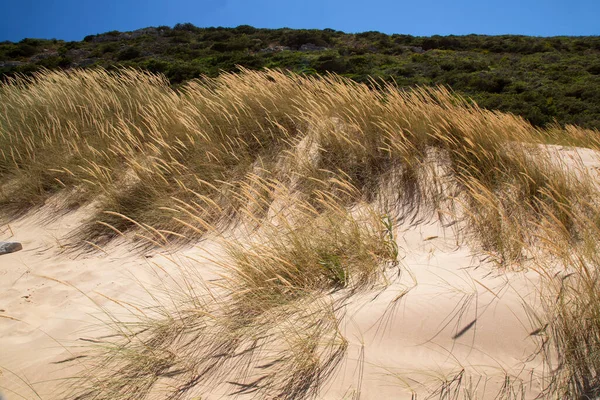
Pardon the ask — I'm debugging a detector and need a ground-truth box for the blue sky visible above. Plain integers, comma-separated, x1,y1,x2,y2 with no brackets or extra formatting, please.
1,0,599,42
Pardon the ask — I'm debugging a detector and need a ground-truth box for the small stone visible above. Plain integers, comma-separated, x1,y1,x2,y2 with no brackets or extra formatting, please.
0,242,23,255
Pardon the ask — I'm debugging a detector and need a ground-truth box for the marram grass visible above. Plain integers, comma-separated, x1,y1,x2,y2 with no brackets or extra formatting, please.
2,67,600,399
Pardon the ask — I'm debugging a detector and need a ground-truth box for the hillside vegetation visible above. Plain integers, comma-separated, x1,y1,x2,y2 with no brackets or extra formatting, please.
3,68,600,398
1,24,600,129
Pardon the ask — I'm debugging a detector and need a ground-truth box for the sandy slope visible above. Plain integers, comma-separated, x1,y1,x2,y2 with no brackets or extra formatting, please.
325,218,545,399
0,207,147,398
1,145,598,400
0,206,223,399
0,209,545,399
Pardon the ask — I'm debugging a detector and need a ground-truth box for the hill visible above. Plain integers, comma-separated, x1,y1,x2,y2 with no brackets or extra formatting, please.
1,24,600,130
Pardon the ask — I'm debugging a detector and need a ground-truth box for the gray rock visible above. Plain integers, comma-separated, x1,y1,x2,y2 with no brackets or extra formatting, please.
260,45,291,53
0,61,23,67
90,34,121,43
299,43,328,51
0,242,22,255
132,27,159,36
66,48,91,59
29,51,58,62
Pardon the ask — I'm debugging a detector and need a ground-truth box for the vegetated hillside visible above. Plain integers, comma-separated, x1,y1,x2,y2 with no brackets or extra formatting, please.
1,24,599,129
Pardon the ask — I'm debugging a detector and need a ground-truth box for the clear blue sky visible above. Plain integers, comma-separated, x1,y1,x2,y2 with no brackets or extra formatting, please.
1,0,599,42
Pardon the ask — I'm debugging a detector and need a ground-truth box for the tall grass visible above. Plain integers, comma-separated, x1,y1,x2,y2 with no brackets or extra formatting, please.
3,67,600,398
64,186,398,399
3,67,598,252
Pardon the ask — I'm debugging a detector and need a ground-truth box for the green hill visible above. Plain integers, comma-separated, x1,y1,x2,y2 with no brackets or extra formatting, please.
2,24,599,129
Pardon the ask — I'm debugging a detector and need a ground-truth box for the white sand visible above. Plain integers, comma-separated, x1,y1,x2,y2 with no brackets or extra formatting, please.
0,208,143,397
324,218,545,399
0,210,544,399
2,146,597,399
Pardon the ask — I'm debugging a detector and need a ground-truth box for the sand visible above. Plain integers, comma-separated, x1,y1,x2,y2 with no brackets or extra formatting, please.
2,145,598,399
0,211,544,399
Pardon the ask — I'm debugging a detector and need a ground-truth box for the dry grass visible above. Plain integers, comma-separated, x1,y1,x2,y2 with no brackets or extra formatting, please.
3,67,600,398
62,188,398,399
3,67,597,252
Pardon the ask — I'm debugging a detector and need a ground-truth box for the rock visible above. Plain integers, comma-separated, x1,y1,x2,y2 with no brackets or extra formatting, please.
0,242,22,255
299,43,328,51
0,61,23,67
29,51,58,62
260,45,291,53
66,48,91,59
132,27,159,36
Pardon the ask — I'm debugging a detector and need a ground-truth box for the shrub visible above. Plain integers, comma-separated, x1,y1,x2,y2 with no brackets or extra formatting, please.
173,22,200,32
116,46,141,61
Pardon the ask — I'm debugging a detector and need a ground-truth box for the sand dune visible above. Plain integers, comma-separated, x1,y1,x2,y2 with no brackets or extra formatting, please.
1,199,552,399
1,65,599,399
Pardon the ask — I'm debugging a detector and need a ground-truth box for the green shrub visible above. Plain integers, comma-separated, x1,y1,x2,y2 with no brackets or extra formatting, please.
116,46,141,61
